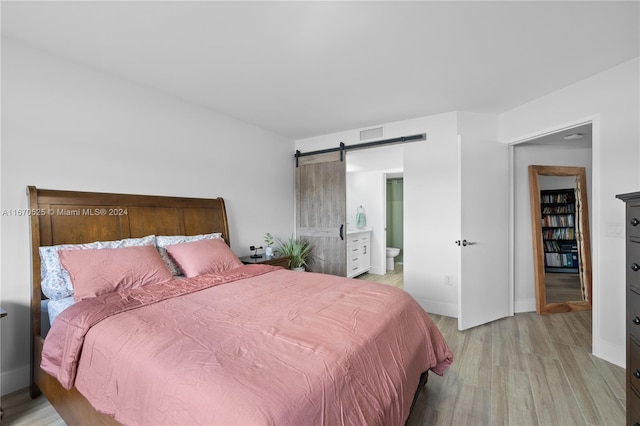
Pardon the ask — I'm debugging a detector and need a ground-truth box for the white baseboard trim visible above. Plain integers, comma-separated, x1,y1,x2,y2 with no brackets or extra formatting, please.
411,296,458,318
1,364,29,396
514,298,536,313
593,338,625,368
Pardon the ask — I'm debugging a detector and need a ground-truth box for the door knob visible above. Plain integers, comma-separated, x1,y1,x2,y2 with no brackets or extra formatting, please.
462,240,476,246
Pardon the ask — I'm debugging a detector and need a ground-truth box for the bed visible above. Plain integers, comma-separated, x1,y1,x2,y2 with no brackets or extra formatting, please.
28,186,453,425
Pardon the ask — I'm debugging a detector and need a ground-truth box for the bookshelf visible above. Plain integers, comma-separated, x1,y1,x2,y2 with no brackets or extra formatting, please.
540,188,578,273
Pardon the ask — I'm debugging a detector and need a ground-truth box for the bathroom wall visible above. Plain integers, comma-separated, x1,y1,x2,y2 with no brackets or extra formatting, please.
386,178,404,263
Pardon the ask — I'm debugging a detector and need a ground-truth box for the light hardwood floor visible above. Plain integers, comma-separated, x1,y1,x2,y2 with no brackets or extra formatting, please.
360,265,625,426
2,265,625,426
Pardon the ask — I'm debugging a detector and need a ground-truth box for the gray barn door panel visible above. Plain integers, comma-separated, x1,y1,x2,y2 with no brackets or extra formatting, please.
296,152,347,276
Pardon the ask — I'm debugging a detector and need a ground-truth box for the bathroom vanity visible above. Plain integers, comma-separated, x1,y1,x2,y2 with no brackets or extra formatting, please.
347,230,371,278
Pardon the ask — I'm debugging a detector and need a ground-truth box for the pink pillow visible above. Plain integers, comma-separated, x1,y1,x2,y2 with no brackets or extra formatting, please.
59,245,173,301
165,238,242,277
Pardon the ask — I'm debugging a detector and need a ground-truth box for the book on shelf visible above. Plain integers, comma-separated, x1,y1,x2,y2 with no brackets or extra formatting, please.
544,252,579,268
541,193,575,204
542,228,575,240
541,214,575,227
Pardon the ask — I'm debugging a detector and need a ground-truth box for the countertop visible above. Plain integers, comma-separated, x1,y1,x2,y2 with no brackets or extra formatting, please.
347,228,372,235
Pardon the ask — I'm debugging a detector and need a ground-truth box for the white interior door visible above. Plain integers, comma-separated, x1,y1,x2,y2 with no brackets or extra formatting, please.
458,134,511,330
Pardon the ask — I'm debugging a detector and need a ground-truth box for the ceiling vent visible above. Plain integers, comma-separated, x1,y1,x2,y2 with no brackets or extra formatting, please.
360,126,384,141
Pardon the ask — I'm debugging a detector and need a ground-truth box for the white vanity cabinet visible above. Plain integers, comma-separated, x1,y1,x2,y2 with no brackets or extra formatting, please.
346,231,371,278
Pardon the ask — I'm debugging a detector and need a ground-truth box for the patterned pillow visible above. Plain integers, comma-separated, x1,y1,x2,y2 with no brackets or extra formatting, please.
39,235,156,300
156,233,222,275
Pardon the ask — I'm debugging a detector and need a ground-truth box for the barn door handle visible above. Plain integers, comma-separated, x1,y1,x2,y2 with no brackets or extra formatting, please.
455,240,461,246
339,224,344,240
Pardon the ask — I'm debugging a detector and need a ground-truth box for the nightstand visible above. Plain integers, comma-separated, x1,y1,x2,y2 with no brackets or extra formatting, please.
240,255,289,269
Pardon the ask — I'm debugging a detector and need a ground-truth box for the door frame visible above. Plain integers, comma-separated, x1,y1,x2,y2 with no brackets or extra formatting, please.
507,115,599,341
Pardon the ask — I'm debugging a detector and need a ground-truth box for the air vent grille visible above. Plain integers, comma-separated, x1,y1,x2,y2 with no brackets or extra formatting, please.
360,126,384,141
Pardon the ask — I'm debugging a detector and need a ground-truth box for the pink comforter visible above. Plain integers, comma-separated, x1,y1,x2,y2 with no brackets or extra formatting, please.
42,265,453,425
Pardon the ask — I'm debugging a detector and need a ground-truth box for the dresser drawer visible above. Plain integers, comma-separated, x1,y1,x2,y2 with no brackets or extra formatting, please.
629,242,640,293
629,290,640,341
631,386,640,426
630,206,640,241
347,234,363,246
631,338,640,395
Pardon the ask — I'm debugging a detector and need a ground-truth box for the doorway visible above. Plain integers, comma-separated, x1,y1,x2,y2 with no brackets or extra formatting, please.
386,175,404,266
512,123,593,314
346,145,404,276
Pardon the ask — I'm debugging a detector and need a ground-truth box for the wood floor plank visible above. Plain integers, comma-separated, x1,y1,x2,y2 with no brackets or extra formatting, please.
541,312,585,348
553,342,626,425
526,353,587,425
492,316,529,372
491,366,539,426
591,353,626,400
454,323,493,391
515,312,558,359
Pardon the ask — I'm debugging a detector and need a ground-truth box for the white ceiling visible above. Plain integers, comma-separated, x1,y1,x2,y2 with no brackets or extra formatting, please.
2,1,639,139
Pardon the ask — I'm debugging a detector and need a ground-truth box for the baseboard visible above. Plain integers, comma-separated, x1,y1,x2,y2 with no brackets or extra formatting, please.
514,298,536,313
411,296,457,318
1,363,29,396
593,337,625,368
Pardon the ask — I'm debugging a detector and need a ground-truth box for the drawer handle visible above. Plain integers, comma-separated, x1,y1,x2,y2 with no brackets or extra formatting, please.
634,316,640,326
632,218,640,226
632,263,640,272
634,370,640,379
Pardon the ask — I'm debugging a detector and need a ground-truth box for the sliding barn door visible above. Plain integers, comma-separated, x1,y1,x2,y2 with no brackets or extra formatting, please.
296,152,347,276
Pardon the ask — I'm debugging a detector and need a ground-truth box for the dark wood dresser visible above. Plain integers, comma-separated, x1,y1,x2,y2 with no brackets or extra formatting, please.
617,191,640,425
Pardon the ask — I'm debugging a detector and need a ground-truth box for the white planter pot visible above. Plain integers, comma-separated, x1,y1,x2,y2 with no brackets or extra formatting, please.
265,246,274,257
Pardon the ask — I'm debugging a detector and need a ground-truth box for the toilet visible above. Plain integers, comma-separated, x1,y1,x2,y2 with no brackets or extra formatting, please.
386,247,400,271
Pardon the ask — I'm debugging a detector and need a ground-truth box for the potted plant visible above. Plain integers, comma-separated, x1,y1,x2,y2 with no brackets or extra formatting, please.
264,233,275,257
276,235,312,271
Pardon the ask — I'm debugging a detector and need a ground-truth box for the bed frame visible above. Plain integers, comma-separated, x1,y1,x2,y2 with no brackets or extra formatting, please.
28,186,230,425
27,186,427,425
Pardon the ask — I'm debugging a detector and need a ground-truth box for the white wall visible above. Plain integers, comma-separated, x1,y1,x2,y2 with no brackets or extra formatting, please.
0,39,295,394
500,57,640,367
513,143,593,312
297,113,460,317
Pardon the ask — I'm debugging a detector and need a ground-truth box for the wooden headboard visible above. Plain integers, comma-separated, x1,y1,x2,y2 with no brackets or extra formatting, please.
27,186,230,408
